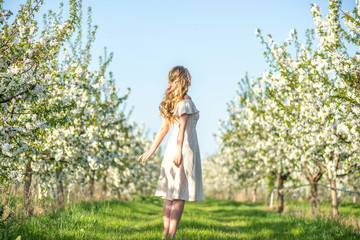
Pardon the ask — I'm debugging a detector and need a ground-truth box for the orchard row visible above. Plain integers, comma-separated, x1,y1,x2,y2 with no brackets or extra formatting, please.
208,0,360,216
0,0,161,216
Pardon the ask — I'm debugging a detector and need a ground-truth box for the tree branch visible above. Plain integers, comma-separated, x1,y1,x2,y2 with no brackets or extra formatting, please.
303,164,313,182
310,155,327,172
0,90,28,104
337,164,359,178
334,153,339,171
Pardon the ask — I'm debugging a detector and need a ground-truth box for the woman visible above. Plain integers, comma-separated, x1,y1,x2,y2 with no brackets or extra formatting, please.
138,66,205,239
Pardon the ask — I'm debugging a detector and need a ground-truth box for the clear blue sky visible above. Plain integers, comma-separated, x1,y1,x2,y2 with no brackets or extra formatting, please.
5,0,357,159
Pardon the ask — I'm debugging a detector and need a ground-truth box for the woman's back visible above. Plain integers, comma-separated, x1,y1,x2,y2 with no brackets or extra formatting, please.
155,98,205,202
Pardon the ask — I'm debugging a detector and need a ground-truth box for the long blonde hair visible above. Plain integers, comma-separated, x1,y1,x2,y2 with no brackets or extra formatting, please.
159,66,191,125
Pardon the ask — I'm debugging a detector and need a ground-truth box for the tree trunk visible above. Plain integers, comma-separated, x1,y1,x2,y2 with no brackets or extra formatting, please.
23,158,33,217
310,182,318,214
276,173,284,213
252,187,257,203
266,191,272,206
228,185,232,200
75,184,80,201
33,176,38,203
352,186,357,204
330,178,339,216
89,170,95,199
56,167,64,208
270,191,274,208
266,174,275,207
303,164,323,214
102,174,107,198
67,186,70,204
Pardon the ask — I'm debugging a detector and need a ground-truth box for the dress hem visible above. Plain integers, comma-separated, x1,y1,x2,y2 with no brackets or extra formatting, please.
154,192,205,202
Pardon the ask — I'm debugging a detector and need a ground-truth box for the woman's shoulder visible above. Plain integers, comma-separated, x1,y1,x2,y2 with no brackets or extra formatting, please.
175,96,191,108
173,95,199,116
180,95,193,105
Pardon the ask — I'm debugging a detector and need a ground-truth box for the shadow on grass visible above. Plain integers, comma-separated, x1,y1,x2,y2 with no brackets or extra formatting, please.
2,196,164,239
181,209,359,239
2,195,359,240
339,202,360,209
195,197,264,207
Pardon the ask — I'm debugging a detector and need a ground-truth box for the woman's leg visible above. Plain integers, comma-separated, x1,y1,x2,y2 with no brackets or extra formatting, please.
163,199,173,237
168,199,185,239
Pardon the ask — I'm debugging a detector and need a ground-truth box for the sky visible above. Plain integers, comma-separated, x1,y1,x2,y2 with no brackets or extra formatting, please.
5,0,357,159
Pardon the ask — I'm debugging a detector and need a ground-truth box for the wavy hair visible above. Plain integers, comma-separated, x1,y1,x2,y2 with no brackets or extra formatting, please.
159,66,191,125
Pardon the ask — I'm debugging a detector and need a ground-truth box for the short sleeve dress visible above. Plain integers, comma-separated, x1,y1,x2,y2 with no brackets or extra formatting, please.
154,98,206,201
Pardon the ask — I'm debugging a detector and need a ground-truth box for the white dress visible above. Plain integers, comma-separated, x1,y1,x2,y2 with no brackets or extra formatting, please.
154,98,206,201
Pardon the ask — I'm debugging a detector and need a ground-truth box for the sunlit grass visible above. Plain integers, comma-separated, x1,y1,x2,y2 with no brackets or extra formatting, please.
285,199,360,218
1,195,359,239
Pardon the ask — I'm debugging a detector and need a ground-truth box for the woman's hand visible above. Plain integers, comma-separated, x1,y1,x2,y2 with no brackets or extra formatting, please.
138,118,170,166
138,150,154,164
173,151,182,168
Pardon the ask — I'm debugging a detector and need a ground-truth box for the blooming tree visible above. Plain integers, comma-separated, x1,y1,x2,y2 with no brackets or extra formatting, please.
0,0,162,217
215,0,360,216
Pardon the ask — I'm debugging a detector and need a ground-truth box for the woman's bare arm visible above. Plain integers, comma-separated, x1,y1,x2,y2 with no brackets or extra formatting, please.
138,117,170,164
173,113,188,168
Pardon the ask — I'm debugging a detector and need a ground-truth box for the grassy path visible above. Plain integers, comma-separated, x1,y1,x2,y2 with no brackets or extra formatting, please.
2,196,359,239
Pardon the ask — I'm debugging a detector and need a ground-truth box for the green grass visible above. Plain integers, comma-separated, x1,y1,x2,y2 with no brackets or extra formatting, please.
1,196,359,240
285,199,360,218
